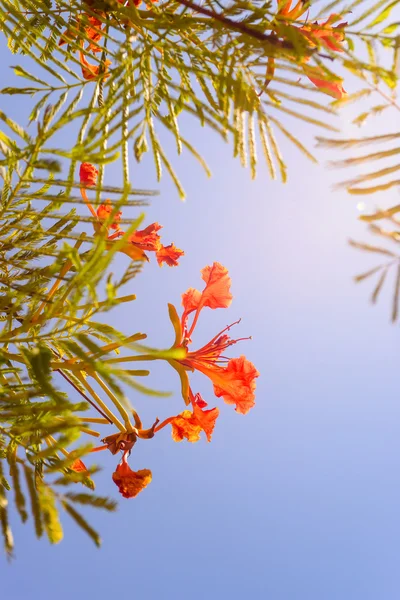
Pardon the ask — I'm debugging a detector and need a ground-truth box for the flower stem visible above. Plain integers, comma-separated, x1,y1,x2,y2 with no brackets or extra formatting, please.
80,187,97,218
91,372,134,432
154,416,175,433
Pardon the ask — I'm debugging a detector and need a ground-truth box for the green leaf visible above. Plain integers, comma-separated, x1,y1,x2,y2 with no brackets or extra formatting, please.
12,65,48,86
23,465,43,539
38,484,63,545
61,501,101,547
168,359,190,406
64,493,117,511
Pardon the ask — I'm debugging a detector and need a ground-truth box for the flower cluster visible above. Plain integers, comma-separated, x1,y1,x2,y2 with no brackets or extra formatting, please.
79,162,184,267
59,12,111,81
59,0,157,81
81,262,258,499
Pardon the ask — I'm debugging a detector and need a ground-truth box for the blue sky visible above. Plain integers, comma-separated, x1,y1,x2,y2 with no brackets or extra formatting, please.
2,21,400,600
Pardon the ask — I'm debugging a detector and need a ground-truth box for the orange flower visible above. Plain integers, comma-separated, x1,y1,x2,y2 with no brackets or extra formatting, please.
97,200,122,231
112,455,152,499
80,162,98,187
117,223,184,266
168,394,219,442
167,263,259,414
156,243,185,267
70,458,88,473
79,51,111,81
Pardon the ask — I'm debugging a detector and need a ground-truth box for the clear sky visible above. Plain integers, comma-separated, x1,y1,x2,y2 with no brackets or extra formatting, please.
1,25,400,600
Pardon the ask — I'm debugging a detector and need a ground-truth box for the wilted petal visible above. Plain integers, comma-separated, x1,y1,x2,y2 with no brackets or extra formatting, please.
112,461,152,499
156,243,184,267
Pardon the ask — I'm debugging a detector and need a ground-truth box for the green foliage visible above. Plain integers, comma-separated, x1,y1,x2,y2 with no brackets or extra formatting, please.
0,0,398,555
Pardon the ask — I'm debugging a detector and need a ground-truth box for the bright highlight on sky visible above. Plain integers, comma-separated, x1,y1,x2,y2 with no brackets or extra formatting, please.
2,37,400,600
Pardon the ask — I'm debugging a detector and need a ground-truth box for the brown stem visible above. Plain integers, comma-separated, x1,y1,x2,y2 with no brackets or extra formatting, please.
175,0,293,48
56,368,113,423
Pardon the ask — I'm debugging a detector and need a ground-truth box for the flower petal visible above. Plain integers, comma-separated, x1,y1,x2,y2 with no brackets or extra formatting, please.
193,403,219,442
181,287,202,315
200,262,233,310
198,355,259,415
170,410,202,443
181,263,233,334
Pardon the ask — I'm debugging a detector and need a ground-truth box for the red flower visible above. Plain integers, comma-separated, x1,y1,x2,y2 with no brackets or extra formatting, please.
112,454,152,499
